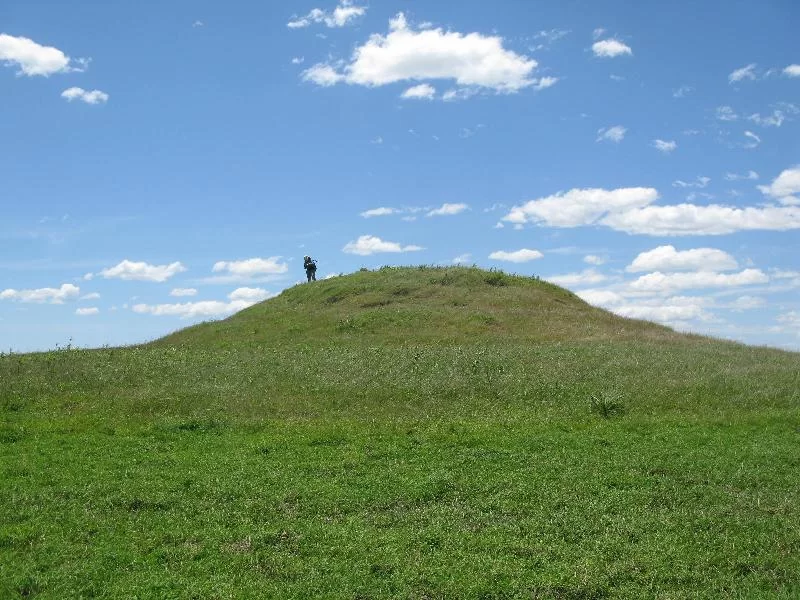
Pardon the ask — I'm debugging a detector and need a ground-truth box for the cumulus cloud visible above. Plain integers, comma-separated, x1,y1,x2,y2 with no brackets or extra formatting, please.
133,300,251,319
503,187,658,228
61,87,109,104
342,235,423,255
730,295,766,310
401,83,436,99
100,260,186,282
652,139,677,153
288,1,366,29
547,269,608,287
76,307,99,316
0,33,81,76
133,287,274,319
427,203,469,217
170,288,198,297
758,165,800,205
488,249,544,263
212,257,289,277
729,63,757,83
597,125,626,143
602,203,800,235
592,39,632,58
302,12,539,94
626,245,738,273
784,65,800,77
0,283,80,304
227,287,274,303
503,185,800,235
629,269,768,293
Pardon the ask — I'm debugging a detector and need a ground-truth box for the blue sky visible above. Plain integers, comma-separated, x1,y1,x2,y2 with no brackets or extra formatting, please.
2,0,799,352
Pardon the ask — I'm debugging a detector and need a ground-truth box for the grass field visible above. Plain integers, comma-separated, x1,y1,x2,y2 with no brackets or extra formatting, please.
2,267,799,598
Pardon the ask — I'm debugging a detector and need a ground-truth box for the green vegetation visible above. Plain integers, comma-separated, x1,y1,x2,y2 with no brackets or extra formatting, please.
2,266,799,598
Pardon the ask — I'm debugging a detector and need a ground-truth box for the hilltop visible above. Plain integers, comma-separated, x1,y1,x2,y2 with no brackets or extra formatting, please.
2,267,799,598
157,265,688,348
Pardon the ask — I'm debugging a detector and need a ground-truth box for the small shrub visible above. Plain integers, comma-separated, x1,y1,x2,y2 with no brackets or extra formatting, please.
589,391,625,418
484,270,507,287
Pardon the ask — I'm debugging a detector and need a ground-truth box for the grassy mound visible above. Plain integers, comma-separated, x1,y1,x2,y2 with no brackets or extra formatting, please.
2,267,799,598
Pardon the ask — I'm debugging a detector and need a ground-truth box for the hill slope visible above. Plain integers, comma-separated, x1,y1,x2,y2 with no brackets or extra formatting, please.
156,265,687,348
2,267,799,598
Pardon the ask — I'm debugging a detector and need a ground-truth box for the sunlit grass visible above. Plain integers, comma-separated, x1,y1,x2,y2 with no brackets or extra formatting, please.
2,267,799,598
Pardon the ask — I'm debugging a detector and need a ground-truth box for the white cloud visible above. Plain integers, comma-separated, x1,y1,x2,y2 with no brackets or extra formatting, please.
227,287,274,303
0,33,77,76
427,203,469,217
192,20,204,28
758,165,800,205
672,176,710,189
503,187,658,228
133,300,252,319
0,283,80,304
370,136,383,144
401,83,436,100
784,64,800,77
302,12,538,94
100,260,186,282
652,139,677,153
547,269,608,287
584,255,606,265
76,307,99,316
170,288,198,297
747,103,798,128
724,170,759,181
442,87,480,102
743,130,761,148
533,76,558,90
342,235,423,255
61,87,109,105
579,290,715,325
80,292,101,300
534,29,570,45
288,1,366,28
716,106,738,121
488,248,544,263
360,207,398,218
596,125,626,143
302,63,345,86
452,253,472,265
729,63,757,83
592,28,606,40
730,295,765,310
83,273,94,281
592,39,632,58
629,269,768,293
504,185,800,235
602,203,800,235
626,245,738,273
672,85,693,98
212,257,289,277
291,56,305,64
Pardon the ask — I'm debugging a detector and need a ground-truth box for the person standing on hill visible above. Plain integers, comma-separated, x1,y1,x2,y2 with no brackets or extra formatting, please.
303,255,317,282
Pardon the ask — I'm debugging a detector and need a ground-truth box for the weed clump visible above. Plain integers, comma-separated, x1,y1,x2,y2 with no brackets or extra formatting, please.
589,391,626,418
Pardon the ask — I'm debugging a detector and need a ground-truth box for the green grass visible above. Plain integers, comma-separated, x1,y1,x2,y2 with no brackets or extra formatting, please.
2,266,799,598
